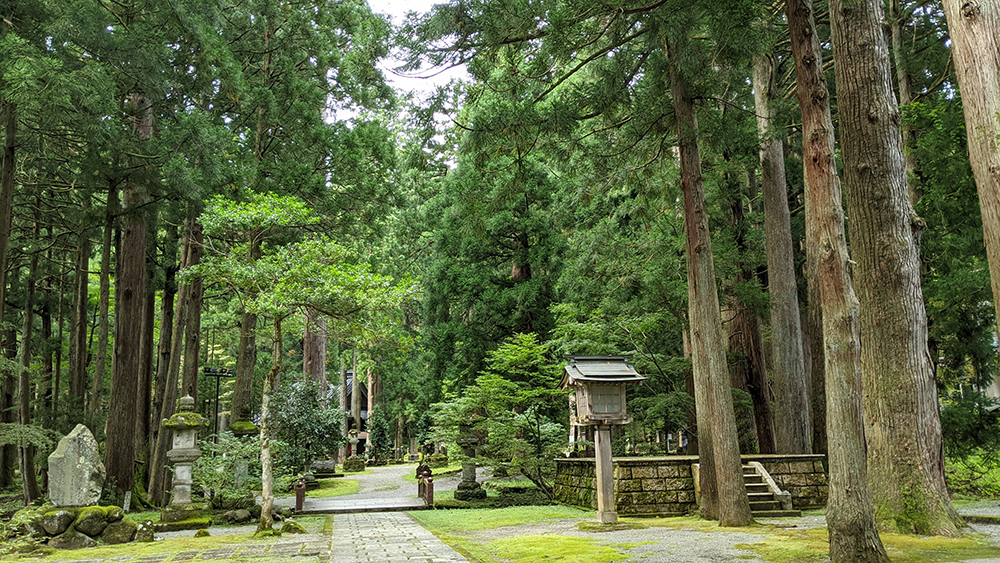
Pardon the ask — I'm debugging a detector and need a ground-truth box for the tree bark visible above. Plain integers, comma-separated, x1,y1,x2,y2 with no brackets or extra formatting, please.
90,183,119,413
351,348,361,434
0,99,16,489
232,235,262,423
19,215,42,503
68,234,91,405
668,40,753,527
104,178,149,500
338,352,348,462
786,0,888,559
832,0,961,537
941,0,1000,403
257,315,283,533
303,310,327,385
752,53,812,454
180,221,204,401
148,217,193,505
151,223,180,467
1,329,17,488
889,0,921,204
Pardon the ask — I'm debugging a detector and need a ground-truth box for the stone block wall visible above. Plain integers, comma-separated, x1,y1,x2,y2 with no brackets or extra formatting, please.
744,454,828,509
555,454,828,515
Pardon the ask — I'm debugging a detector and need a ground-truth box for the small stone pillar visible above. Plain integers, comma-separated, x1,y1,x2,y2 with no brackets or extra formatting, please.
161,395,209,526
454,423,486,501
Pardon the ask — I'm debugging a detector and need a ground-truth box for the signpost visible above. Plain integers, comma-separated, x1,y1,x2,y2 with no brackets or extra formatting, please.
202,367,235,442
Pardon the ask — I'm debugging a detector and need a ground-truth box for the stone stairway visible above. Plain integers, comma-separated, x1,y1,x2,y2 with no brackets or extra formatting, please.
743,464,801,518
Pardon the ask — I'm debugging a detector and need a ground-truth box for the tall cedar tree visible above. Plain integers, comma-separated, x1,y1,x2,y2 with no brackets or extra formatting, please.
784,0,887,559
941,1,1000,397
831,0,961,536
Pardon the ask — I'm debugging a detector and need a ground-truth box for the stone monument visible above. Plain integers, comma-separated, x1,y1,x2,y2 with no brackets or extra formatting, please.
48,424,105,507
453,423,486,501
160,394,210,530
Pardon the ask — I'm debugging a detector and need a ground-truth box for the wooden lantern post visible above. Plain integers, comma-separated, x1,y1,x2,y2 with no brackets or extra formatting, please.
561,355,645,524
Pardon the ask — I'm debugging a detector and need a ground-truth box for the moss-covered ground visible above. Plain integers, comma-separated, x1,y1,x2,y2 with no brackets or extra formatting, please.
409,508,1000,563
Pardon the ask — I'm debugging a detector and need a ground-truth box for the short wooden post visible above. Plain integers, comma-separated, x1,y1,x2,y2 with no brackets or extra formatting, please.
594,425,617,524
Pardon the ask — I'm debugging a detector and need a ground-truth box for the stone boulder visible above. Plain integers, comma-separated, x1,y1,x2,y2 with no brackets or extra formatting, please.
47,425,105,507
48,528,97,550
135,520,155,542
40,510,74,536
101,520,137,545
73,507,109,537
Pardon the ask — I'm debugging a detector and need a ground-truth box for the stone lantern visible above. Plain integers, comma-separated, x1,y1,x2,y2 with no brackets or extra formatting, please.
560,355,645,524
454,421,486,501
161,394,209,527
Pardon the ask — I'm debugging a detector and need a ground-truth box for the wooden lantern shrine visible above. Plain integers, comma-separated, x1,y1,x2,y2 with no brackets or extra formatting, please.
561,355,645,525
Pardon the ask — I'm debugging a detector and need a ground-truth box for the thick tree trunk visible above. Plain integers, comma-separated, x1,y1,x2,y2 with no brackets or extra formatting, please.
90,183,118,413
19,221,42,502
752,53,811,454
180,221,204,401
941,0,1000,400
137,283,156,462
232,235,263,423
786,0,888,560
257,316,283,533
0,99,16,490
104,179,148,500
668,40,753,527
833,0,961,536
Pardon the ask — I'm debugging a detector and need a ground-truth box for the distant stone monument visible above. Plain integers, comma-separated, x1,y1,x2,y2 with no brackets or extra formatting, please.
48,424,105,507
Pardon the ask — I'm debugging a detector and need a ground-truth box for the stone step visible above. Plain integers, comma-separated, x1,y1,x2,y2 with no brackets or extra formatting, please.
750,500,782,511
747,492,775,501
745,483,770,492
752,509,803,518
743,474,763,484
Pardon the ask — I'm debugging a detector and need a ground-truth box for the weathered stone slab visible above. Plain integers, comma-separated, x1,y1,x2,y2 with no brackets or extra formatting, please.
47,425,105,507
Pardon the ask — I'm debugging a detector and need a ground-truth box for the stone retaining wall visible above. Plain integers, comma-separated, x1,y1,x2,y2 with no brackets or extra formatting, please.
554,454,827,516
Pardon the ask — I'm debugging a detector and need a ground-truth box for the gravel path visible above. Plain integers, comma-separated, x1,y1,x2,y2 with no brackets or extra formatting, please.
345,463,462,499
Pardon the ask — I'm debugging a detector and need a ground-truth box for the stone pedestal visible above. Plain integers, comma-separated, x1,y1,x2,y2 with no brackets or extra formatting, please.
159,395,209,531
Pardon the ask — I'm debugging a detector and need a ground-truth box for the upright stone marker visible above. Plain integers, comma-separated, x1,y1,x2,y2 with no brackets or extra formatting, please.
454,423,486,501
48,424,105,507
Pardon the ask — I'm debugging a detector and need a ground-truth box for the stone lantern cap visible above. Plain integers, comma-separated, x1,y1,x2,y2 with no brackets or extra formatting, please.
561,355,645,425
163,395,209,431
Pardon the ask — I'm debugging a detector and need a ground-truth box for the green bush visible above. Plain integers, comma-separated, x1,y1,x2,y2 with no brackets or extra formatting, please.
426,453,450,468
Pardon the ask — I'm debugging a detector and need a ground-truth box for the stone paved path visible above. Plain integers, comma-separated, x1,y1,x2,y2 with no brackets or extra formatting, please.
43,512,469,563
330,512,467,563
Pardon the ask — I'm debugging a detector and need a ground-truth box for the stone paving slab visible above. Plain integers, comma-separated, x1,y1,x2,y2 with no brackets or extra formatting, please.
329,512,468,563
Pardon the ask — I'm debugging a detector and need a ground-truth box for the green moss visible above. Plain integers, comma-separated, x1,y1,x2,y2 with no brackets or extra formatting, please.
577,521,649,533
882,531,1000,562
252,528,282,539
409,506,590,533
469,535,640,563
734,528,830,563
228,420,258,433
163,412,208,428
193,529,211,537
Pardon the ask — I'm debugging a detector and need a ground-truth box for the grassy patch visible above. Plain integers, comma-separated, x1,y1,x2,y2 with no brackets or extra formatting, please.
123,510,161,524
409,505,590,532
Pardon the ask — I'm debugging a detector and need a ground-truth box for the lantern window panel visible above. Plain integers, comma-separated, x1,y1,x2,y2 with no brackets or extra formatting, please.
592,385,621,414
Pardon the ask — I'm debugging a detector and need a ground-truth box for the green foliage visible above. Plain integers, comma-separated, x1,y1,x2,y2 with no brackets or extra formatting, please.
0,424,56,449
940,390,1000,466
430,333,567,497
270,378,345,474
192,433,262,509
365,405,392,464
